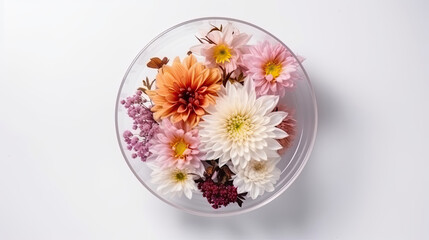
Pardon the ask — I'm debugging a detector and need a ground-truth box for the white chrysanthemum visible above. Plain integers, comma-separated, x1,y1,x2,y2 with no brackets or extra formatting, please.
199,79,288,168
149,165,198,199
232,157,281,199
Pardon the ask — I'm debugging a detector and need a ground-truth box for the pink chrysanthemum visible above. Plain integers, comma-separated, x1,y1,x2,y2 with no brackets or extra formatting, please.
241,41,302,97
276,105,296,154
191,23,251,74
148,119,204,175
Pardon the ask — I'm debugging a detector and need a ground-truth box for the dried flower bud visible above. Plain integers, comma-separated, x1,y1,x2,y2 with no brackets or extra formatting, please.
147,57,169,69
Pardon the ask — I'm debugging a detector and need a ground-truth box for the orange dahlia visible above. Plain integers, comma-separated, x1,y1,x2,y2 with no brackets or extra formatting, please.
146,55,221,127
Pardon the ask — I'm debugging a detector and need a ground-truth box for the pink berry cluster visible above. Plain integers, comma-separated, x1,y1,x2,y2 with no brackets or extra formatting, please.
121,90,159,162
197,179,239,209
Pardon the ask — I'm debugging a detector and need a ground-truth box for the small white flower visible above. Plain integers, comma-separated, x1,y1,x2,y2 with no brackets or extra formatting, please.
232,157,281,199
199,78,288,168
149,165,198,199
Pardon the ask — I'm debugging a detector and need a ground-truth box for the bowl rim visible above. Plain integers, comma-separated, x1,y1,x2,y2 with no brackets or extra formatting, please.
115,16,318,217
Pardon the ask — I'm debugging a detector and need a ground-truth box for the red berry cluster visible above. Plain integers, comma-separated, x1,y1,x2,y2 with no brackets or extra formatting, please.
197,178,239,209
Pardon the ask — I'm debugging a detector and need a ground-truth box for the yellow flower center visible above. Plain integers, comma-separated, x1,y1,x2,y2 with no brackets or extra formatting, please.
264,62,282,79
226,114,253,143
252,162,266,172
213,44,232,64
172,139,188,158
171,169,187,182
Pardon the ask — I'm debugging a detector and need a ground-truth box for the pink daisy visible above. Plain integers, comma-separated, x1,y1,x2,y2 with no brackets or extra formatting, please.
241,41,302,97
191,23,251,75
147,119,204,175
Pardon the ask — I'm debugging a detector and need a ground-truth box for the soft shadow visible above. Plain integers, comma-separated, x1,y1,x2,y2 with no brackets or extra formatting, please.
175,161,315,238
175,73,345,238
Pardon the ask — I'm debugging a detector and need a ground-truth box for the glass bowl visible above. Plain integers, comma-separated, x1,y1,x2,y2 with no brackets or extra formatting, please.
115,17,317,217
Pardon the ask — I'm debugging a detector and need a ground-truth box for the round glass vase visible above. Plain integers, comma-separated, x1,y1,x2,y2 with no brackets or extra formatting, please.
115,17,317,217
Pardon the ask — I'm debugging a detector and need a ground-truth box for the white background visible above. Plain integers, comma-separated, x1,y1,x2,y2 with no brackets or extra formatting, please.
1,0,428,239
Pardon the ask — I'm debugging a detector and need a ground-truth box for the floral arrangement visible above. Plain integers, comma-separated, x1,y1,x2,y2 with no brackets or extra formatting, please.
121,23,303,209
